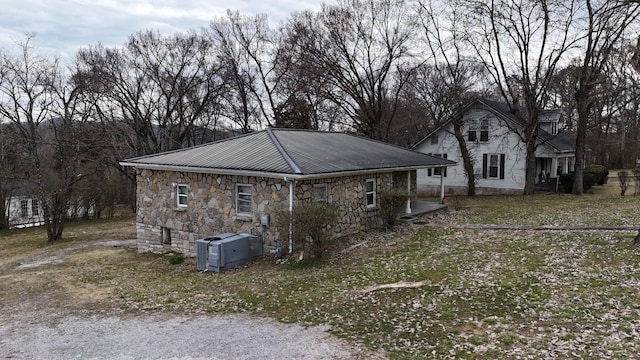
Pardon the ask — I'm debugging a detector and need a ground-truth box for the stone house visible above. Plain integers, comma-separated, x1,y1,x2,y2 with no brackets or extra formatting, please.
120,128,454,255
413,98,576,195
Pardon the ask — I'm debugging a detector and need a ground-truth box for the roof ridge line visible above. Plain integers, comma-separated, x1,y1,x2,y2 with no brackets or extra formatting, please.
266,128,303,174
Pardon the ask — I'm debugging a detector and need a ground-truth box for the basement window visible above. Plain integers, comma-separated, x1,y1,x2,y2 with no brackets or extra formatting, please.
162,227,171,245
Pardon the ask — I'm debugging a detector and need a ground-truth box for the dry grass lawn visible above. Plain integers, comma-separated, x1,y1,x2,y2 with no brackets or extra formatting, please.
1,178,639,359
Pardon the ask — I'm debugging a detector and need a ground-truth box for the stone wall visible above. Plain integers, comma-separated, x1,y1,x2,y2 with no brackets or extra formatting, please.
135,169,417,256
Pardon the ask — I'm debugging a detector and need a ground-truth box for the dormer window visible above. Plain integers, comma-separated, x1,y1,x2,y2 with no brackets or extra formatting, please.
551,121,558,135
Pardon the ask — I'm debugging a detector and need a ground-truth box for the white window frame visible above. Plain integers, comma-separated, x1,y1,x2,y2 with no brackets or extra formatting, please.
31,199,39,216
480,119,489,142
176,184,188,207
20,200,28,217
365,178,376,208
313,183,328,203
468,119,478,142
489,154,500,178
236,184,253,215
428,153,448,177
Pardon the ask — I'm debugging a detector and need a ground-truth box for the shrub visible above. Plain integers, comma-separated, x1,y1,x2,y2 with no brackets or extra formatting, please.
584,164,609,185
618,171,629,196
275,202,339,260
379,188,411,228
633,169,640,196
559,172,596,193
169,253,184,265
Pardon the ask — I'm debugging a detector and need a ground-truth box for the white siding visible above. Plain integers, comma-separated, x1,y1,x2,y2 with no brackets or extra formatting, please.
415,107,528,195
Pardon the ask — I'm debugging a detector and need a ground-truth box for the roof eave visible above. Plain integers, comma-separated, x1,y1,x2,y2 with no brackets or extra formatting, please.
119,162,456,181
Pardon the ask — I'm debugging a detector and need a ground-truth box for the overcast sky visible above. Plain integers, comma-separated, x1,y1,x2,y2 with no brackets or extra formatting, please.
0,0,329,62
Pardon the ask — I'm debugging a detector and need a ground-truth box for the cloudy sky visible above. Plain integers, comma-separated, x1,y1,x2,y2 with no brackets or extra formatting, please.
0,0,330,62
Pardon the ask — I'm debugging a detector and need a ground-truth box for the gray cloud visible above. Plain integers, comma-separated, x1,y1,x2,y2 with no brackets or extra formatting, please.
0,0,329,61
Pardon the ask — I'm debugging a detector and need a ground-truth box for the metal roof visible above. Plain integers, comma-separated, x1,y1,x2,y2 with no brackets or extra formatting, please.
120,128,456,180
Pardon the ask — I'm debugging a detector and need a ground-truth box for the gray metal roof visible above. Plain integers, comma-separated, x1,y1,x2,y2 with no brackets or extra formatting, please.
120,128,455,180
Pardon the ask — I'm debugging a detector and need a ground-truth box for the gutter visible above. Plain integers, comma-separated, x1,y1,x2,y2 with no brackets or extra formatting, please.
118,162,457,181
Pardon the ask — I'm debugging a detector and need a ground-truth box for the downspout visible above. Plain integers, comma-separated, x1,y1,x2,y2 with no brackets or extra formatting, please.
284,177,294,254
405,171,412,214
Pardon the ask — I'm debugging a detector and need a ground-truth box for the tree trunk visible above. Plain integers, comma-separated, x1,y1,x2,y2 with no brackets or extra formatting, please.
573,90,590,195
523,135,537,195
573,117,587,195
452,120,476,196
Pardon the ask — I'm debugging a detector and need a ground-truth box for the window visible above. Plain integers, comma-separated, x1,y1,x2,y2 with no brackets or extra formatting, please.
31,199,39,216
480,119,489,142
551,121,558,135
468,119,477,142
313,184,328,203
365,178,376,208
431,134,439,145
427,154,447,177
20,200,28,217
482,154,505,179
236,184,253,215
162,227,171,245
489,155,499,177
176,184,188,207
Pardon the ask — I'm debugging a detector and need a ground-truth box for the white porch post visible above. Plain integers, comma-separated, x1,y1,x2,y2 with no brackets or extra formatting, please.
440,167,445,201
405,171,412,214
551,157,558,178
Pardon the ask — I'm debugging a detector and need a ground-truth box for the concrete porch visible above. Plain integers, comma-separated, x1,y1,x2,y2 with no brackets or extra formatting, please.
397,200,448,222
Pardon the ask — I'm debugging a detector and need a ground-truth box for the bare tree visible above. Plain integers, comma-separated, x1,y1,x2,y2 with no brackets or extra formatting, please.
284,0,416,141
77,30,224,158
0,37,98,241
461,0,579,195
209,11,284,132
570,0,640,194
416,0,490,196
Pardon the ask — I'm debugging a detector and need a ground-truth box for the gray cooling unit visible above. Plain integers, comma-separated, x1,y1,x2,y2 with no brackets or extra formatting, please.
196,233,262,272
196,233,236,271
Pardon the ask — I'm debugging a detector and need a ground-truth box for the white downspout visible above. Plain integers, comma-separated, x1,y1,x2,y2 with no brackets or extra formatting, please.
405,171,412,214
288,179,294,254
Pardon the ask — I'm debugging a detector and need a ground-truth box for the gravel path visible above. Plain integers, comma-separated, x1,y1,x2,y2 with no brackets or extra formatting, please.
0,311,371,360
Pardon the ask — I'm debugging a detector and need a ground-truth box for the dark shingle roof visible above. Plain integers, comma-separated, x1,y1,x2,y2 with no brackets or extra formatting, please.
413,98,575,153
121,128,455,179
477,99,575,152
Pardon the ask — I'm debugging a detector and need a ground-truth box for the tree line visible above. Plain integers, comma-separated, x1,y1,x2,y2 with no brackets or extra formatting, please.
0,0,639,240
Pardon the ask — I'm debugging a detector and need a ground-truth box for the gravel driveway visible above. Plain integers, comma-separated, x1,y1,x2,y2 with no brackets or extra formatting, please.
0,311,369,359
1,239,382,360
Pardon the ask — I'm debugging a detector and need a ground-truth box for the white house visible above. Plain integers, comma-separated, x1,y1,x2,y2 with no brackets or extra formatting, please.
413,98,576,196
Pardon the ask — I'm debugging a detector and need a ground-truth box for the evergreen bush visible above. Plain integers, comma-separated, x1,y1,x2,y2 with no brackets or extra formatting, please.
379,188,411,228
559,172,596,193
275,202,339,260
584,164,609,185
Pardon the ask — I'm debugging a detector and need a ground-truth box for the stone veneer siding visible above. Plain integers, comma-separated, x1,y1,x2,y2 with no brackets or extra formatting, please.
135,169,417,255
